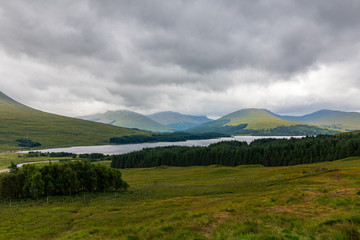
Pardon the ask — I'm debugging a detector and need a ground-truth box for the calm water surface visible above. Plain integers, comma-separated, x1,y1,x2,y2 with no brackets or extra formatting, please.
28,136,302,155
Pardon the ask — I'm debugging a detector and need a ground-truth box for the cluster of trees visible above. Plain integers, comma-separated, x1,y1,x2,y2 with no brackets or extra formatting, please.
109,132,229,144
189,120,338,136
0,161,128,200
78,153,107,161
16,139,41,147
26,152,107,162
111,133,360,168
27,151,76,158
253,125,339,136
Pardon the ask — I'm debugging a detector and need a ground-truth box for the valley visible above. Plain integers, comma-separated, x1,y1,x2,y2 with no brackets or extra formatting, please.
2,91,359,153
2,1,360,239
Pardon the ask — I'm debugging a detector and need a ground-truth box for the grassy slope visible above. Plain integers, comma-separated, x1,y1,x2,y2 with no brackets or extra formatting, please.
279,110,360,132
80,110,171,133
187,108,338,136
223,108,308,130
188,108,324,134
1,154,360,239
0,92,149,151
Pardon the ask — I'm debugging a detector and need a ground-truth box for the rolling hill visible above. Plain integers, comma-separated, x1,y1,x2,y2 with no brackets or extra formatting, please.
0,92,149,151
79,110,172,133
278,109,360,132
147,111,212,131
188,108,338,135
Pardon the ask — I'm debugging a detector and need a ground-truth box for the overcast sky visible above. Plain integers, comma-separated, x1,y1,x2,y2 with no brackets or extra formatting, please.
1,0,360,118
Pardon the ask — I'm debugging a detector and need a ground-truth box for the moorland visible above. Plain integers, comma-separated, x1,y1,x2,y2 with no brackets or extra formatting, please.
0,153,360,239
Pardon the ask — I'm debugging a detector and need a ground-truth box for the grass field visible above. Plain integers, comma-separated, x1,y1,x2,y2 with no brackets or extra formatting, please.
0,153,69,170
1,154,360,239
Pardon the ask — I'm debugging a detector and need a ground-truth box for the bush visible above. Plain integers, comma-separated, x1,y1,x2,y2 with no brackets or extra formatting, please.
16,139,41,147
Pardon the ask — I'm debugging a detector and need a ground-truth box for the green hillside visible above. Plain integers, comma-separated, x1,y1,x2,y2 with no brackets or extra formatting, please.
279,109,360,132
223,108,302,129
148,111,212,131
0,92,149,151
188,108,338,135
80,110,172,133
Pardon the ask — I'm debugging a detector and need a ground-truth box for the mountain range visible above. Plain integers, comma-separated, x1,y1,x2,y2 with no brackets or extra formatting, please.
79,110,172,133
277,110,360,132
1,91,360,151
146,111,212,131
80,106,360,136
187,108,339,135
79,111,212,132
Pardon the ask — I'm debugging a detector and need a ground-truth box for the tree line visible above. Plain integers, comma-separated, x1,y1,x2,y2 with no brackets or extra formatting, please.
26,152,107,162
189,120,338,136
109,132,229,144
27,151,77,158
0,161,128,200
111,133,360,169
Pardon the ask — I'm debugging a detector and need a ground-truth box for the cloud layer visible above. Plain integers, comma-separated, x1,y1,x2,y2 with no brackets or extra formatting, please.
1,0,360,117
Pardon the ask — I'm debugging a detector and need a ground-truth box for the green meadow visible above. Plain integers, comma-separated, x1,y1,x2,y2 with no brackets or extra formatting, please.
1,154,360,239
0,153,66,170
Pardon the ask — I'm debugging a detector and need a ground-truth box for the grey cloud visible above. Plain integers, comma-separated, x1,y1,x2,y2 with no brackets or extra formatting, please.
1,0,360,117
2,0,360,77
0,1,119,71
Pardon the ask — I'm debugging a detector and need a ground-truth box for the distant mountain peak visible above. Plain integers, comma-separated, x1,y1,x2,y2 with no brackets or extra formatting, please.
188,108,339,136
0,91,18,103
147,111,212,131
80,109,171,133
278,109,360,131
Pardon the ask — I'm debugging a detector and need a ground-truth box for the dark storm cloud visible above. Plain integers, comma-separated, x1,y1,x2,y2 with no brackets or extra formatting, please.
0,0,360,116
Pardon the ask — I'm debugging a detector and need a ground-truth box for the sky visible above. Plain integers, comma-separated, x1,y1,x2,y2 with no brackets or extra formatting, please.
1,0,360,118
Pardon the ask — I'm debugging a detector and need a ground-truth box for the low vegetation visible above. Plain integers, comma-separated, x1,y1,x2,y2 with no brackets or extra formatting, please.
0,155,360,239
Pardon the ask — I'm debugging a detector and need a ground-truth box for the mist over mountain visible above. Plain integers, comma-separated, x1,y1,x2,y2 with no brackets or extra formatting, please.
148,111,212,131
79,110,171,133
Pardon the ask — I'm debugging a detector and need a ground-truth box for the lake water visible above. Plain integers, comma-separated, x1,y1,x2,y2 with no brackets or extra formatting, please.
26,136,302,155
